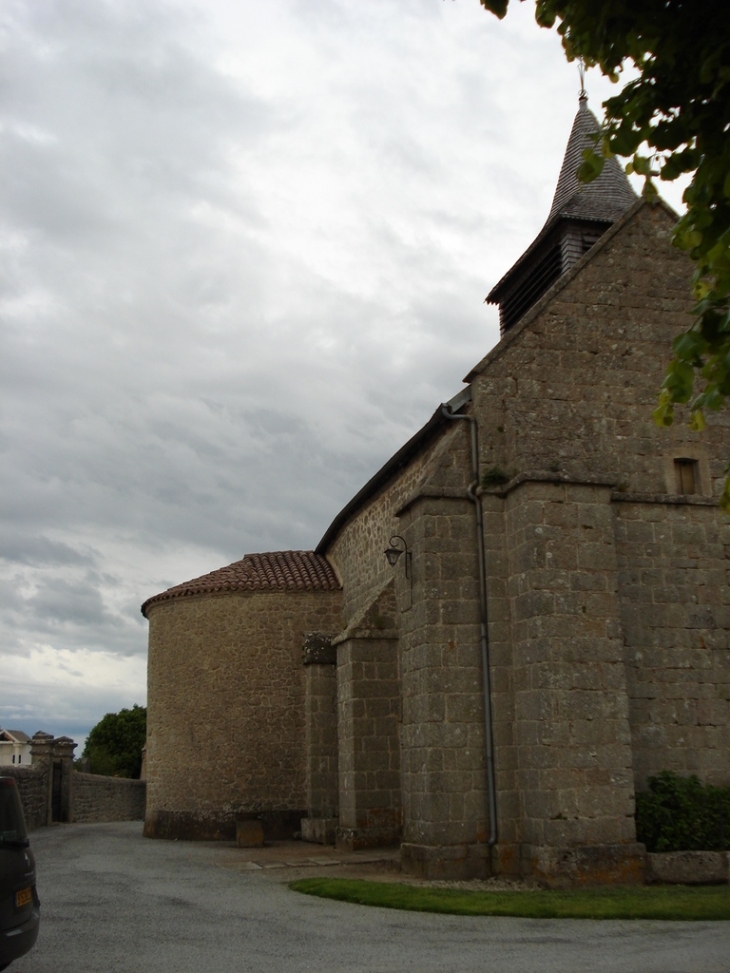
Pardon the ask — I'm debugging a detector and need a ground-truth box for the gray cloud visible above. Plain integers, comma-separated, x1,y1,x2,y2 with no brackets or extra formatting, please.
27,574,122,629
0,0,686,740
0,529,96,568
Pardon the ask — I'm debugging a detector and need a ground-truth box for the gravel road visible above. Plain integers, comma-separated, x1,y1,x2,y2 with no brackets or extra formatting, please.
10,821,729,973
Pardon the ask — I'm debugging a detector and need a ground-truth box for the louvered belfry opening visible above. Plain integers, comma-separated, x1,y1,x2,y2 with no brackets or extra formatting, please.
487,94,638,337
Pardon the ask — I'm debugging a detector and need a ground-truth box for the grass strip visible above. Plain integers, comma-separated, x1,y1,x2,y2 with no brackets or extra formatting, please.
289,878,730,921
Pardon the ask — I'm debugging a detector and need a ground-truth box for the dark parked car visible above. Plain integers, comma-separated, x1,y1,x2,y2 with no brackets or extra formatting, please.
0,778,39,970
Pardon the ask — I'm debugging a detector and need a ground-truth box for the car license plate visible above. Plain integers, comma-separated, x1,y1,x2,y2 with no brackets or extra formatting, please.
15,888,32,908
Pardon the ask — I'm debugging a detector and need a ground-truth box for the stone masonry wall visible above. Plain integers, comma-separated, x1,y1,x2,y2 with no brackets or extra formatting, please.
336,635,402,849
504,480,643,885
466,201,730,880
146,588,342,840
72,774,146,823
3,765,145,828
304,662,339,818
472,203,729,500
396,494,489,878
616,497,730,788
2,766,48,832
312,200,728,882
327,424,466,626
328,418,492,877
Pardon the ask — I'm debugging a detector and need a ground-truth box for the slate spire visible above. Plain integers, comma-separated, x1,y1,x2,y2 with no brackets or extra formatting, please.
487,93,639,336
546,94,637,226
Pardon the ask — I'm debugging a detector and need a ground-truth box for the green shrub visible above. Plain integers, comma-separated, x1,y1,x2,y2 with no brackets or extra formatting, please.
635,771,730,853
82,704,147,779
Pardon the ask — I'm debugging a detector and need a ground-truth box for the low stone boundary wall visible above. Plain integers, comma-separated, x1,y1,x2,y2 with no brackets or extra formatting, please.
1,766,49,831
646,851,729,885
72,773,146,823
2,742,145,829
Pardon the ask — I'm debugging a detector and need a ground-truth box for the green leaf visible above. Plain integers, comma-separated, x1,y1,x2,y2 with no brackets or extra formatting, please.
653,390,675,427
577,148,605,184
534,3,557,29
479,0,509,18
610,125,642,157
702,386,725,411
653,403,675,427
662,359,695,403
674,225,703,252
633,155,653,177
672,330,706,362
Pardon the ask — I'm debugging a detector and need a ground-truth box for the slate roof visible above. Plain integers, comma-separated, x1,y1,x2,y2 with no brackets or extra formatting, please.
546,94,638,225
141,550,341,616
487,95,638,306
0,730,31,743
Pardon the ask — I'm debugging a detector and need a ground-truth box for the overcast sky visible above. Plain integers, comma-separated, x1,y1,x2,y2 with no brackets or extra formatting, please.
1,0,686,751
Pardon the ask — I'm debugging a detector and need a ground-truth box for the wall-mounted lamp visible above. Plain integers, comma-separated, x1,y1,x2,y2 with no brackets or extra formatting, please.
384,534,411,579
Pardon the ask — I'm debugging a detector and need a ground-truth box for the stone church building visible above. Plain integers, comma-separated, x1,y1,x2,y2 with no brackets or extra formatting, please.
142,95,730,885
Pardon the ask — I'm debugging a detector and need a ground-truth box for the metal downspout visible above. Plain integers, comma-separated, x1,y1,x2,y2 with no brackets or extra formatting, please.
441,404,498,847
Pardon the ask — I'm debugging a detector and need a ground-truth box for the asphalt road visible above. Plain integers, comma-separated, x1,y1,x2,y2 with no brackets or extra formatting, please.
11,821,730,973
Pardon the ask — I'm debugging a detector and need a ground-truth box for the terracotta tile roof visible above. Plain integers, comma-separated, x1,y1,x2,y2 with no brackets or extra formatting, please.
141,550,341,616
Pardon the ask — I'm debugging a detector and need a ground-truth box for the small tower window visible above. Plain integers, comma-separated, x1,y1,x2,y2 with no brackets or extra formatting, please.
675,458,698,495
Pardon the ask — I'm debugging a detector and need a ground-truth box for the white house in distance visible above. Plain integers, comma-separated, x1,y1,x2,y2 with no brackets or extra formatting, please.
0,729,33,767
